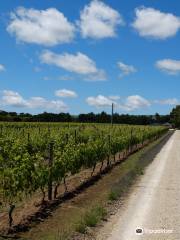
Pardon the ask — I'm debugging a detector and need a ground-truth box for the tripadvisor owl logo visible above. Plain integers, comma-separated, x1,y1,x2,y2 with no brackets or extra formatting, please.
136,228,144,235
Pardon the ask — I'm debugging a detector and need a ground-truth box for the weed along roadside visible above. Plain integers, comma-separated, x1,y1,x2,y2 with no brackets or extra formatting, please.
18,130,173,240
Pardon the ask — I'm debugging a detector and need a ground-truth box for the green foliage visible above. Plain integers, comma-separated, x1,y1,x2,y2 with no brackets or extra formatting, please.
75,219,87,234
0,122,167,209
135,166,144,175
75,205,107,233
108,190,119,201
170,105,180,128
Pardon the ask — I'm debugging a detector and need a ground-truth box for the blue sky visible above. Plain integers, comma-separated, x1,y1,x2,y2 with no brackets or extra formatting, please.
0,0,180,115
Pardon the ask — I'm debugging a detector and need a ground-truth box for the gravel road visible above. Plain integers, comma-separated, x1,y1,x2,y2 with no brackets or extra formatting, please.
97,130,180,240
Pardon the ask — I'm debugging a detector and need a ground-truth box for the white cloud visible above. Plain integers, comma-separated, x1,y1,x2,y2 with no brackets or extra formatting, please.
132,7,180,39
86,94,150,111
2,90,27,107
27,97,67,111
83,69,107,81
0,90,68,112
55,89,77,98
122,95,151,111
86,95,115,107
40,50,106,81
154,98,179,105
7,7,75,46
156,59,180,75
117,61,137,77
40,50,96,74
0,64,5,72
78,0,124,39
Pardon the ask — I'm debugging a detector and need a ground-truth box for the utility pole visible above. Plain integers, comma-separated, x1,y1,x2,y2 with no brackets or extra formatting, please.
111,103,114,125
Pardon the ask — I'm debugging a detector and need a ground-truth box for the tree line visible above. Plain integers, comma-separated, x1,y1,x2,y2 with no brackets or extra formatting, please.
170,105,180,128
0,109,171,125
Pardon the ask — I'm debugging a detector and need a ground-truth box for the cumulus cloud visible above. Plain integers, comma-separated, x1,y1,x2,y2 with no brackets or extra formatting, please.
27,97,67,111
86,95,115,107
0,90,68,112
132,7,180,39
78,0,124,39
117,61,137,77
7,7,75,46
55,89,77,98
86,94,150,111
0,64,5,72
156,59,180,75
40,50,106,81
122,95,151,111
2,90,27,107
83,69,107,81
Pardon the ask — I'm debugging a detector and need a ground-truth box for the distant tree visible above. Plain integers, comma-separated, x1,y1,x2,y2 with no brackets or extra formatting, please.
9,112,17,116
155,113,160,122
0,109,171,125
170,106,180,128
57,113,72,122
78,112,96,123
0,110,8,116
97,112,111,123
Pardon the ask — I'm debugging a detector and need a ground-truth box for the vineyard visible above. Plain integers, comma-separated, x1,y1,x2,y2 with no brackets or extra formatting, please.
0,122,168,230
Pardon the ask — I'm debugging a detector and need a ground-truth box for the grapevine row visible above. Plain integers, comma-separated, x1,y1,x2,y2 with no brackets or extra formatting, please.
0,123,168,227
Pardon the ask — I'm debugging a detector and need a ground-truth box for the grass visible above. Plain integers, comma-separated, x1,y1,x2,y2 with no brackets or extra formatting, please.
135,166,144,176
107,158,147,203
108,189,120,201
75,205,107,233
75,219,87,234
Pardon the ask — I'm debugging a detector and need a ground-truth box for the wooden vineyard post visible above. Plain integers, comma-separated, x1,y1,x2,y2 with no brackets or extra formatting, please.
107,134,111,166
111,103,114,126
142,129,145,147
0,125,2,136
66,133,69,144
48,141,54,201
74,129,77,143
8,204,15,228
27,132,30,142
130,129,133,153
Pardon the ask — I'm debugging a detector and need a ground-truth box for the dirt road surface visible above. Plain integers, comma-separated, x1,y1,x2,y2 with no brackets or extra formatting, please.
97,130,179,240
